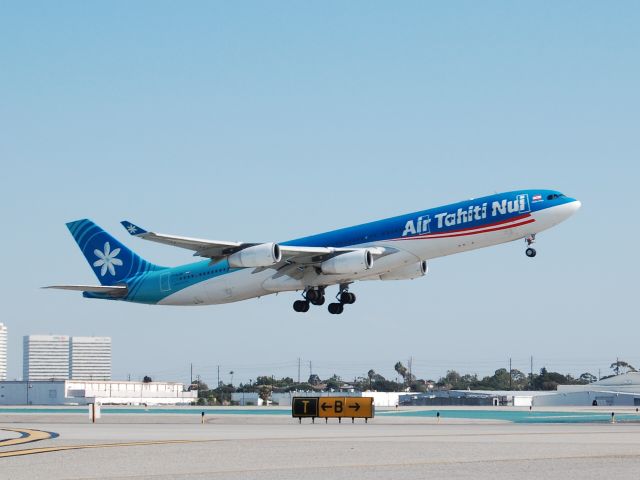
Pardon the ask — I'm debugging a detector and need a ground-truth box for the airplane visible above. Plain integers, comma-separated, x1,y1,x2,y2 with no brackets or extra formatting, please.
45,189,580,314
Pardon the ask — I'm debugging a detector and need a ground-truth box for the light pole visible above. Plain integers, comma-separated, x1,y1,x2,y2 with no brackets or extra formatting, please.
25,382,33,405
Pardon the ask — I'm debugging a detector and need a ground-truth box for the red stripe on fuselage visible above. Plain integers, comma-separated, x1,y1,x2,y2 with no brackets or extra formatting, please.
400,212,531,239
426,212,531,237
391,216,535,241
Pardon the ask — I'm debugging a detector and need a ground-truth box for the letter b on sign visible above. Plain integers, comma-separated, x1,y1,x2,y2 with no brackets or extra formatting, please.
335,400,343,413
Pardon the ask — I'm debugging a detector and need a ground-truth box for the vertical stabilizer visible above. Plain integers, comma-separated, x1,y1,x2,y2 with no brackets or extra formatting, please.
66,219,165,285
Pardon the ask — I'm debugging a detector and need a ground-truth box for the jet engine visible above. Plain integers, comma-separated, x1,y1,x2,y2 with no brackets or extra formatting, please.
321,250,373,275
228,243,282,268
379,261,427,281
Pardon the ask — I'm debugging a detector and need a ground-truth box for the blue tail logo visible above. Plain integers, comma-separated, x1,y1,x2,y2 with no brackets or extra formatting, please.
66,219,164,285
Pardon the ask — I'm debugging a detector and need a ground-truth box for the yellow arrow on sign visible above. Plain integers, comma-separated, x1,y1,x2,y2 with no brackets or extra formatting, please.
318,397,374,419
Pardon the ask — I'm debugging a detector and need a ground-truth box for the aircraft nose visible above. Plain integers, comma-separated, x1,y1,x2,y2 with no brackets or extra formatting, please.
569,199,582,214
561,199,581,219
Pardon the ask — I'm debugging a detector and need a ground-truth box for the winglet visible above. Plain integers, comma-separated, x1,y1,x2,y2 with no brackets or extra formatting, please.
121,220,148,236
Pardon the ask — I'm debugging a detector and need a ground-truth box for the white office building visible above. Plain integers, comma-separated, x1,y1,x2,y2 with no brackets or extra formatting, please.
70,336,111,381
23,335,70,381
0,323,7,381
23,335,113,381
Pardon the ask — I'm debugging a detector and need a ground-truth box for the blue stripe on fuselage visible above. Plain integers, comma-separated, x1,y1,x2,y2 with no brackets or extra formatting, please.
283,189,573,247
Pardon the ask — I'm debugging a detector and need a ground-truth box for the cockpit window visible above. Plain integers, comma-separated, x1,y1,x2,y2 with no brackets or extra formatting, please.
546,193,566,200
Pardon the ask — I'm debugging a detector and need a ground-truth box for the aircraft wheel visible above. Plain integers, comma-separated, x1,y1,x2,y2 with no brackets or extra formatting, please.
313,296,325,306
293,300,310,312
526,248,537,258
328,303,344,314
340,292,356,304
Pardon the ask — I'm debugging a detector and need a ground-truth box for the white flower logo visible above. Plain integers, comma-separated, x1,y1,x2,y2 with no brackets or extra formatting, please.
126,224,138,234
93,242,123,276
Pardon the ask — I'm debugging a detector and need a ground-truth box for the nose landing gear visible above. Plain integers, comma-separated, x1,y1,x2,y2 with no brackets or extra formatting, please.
525,234,537,258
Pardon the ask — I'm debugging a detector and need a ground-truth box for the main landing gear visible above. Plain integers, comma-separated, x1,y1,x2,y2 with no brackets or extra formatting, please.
293,287,325,312
525,234,537,258
292,285,356,314
327,285,356,315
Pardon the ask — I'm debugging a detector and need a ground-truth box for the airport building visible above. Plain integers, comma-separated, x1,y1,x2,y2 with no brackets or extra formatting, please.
23,335,70,381
539,372,640,407
0,323,6,381
399,373,640,407
70,336,111,381
0,380,197,405
23,335,112,381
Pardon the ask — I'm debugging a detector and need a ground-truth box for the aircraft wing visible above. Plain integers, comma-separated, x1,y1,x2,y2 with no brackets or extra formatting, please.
121,221,396,265
121,221,250,259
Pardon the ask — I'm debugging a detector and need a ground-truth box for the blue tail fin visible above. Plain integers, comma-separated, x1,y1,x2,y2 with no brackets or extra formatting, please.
66,219,165,285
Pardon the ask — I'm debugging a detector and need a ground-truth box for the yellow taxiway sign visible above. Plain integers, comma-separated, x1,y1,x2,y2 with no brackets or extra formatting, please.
292,397,374,421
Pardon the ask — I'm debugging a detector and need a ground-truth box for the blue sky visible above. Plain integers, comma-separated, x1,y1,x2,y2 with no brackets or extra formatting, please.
1,2,638,385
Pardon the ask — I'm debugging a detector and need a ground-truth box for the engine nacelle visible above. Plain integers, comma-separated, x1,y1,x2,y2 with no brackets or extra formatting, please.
321,250,373,275
379,261,427,281
228,243,281,268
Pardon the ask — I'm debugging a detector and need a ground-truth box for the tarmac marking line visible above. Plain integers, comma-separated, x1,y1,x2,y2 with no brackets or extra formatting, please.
0,439,211,458
0,428,57,448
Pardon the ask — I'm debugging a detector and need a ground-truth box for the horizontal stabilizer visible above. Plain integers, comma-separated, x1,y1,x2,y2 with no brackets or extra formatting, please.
42,284,128,296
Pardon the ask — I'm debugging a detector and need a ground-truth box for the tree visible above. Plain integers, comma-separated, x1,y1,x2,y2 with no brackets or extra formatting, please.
367,369,375,390
438,370,461,389
530,367,581,390
212,383,236,404
325,374,341,391
143,375,152,383
511,369,527,389
256,376,275,386
394,362,408,385
579,373,597,384
610,360,637,376
229,370,234,386
486,368,511,390
258,385,272,405
190,380,208,391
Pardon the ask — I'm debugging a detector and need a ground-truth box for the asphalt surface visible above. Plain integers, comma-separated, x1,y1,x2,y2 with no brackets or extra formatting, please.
2,412,640,479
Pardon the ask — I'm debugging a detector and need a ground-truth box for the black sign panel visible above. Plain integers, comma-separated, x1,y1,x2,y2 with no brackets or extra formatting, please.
292,397,319,417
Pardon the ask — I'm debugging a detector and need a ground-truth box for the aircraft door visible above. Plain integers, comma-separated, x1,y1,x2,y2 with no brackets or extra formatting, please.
160,272,171,292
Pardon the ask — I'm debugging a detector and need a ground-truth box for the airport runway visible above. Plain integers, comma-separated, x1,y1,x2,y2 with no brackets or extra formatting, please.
2,412,640,479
